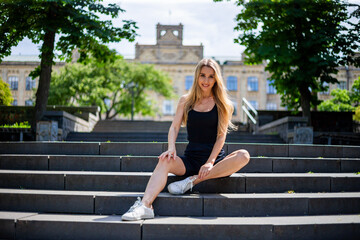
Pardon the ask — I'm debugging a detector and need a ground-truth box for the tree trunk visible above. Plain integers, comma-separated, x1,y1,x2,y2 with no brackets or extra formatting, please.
32,30,56,133
299,86,312,126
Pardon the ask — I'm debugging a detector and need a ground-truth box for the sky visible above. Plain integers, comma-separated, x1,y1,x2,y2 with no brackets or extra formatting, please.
9,0,360,60
10,0,244,60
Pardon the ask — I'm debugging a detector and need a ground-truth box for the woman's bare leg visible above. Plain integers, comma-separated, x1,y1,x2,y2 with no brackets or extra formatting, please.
142,156,186,208
193,149,250,185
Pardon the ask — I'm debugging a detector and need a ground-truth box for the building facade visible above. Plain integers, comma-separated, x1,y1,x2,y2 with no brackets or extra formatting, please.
135,24,280,121
0,55,65,106
1,23,359,122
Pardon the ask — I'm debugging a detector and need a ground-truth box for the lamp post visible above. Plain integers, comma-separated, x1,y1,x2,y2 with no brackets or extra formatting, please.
127,82,135,121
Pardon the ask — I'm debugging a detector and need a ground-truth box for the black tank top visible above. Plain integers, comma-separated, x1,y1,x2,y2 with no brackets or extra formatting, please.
187,104,218,144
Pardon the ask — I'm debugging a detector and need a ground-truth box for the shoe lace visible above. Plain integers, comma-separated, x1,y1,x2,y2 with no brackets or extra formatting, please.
127,197,142,213
178,177,195,192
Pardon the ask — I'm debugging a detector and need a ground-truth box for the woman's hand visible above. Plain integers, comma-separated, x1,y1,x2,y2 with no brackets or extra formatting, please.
158,148,177,162
198,162,214,180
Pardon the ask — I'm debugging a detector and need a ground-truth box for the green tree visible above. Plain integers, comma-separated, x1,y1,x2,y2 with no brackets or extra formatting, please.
354,106,360,122
48,57,175,119
220,0,360,125
318,89,355,112
350,77,360,107
0,78,13,106
318,78,360,120
0,0,137,130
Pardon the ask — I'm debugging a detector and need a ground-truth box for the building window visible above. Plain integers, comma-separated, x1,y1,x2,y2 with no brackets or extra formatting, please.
266,102,277,110
266,79,276,94
25,99,33,106
163,100,174,115
12,99,17,106
249,100,258,110
247,76,258,91
227,76,238,91
185,76,194,90
8,76,18,90
338,81,347,90
26,76,36,90
232,101,238,116
320,82,329,95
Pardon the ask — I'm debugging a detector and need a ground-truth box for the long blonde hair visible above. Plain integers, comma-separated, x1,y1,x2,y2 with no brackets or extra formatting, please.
182,58,236,136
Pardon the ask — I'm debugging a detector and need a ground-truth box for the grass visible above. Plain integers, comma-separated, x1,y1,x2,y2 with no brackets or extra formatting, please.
307,171,314,174
0,121,31,128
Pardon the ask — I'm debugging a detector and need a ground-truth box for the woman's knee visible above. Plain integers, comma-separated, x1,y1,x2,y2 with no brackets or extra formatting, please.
156,158,172,171
235,149,250,165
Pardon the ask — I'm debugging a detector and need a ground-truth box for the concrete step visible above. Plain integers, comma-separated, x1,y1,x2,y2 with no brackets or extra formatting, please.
1,189,360,217
1,211,359,240
0,211,140,240
92,120,177,133
0,170,359,193
1,142,359,158
65,132,285,143
1,155,359,173
65,132,188,142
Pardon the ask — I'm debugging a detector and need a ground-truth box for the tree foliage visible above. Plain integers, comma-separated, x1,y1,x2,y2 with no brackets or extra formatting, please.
318,78,360,115
350,76,360,106
0,78,13,106
222,0,360,125
48,57,175,119
0,0,137,129
318,89,354,112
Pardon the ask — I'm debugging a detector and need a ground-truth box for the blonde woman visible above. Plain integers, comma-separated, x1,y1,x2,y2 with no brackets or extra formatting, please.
122,58,250,221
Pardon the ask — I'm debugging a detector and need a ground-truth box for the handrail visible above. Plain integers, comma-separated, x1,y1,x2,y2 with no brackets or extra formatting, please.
242,105,256,124
241,97,258,124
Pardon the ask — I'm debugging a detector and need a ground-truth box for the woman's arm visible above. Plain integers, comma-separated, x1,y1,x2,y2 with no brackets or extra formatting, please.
198,129,227,179
158,95,186,162
206,133,227,165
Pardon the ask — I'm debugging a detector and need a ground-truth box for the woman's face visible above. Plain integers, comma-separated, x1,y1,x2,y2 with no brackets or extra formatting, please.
198,66,216,94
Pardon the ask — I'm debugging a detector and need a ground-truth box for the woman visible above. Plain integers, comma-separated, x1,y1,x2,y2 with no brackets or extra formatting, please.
122,58,250,221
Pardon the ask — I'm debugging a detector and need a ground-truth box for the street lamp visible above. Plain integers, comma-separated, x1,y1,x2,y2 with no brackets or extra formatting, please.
127,82,135,121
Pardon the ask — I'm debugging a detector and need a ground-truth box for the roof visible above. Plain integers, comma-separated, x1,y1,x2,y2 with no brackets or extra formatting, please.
1,55,64,62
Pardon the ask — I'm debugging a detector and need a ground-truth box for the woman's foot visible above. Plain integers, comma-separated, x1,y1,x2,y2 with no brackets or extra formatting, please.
122,197,154,221
167,176,197,195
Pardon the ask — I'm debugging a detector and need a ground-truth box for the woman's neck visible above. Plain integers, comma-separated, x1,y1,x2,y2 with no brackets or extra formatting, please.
201,92,213,99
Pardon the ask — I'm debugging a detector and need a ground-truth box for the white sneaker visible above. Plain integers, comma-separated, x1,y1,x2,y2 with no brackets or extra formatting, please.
121,197,154,221
168,176,196,195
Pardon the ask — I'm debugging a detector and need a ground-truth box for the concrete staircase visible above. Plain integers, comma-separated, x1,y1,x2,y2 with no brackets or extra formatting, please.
65,131,285,143
66,120,285,143
0,142,359,239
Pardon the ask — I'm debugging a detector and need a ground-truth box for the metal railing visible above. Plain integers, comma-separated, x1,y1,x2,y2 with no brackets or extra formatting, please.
241,97,258,133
